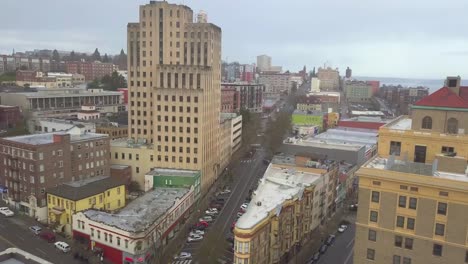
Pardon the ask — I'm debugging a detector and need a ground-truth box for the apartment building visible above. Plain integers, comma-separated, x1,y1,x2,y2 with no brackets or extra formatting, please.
126,1,222,192
234,154,341,264
0,105,22,130
16,70,58,88
0,130,109,222
258,73,291,94
46,176,126,235
354,76,468,264
65,61,114,81
0,55,50,73
344,80,373,103
221,83,265,113
257,55,272,72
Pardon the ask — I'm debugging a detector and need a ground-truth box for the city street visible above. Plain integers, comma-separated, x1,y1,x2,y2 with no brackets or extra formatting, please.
0,214,81,263
315,224,355,264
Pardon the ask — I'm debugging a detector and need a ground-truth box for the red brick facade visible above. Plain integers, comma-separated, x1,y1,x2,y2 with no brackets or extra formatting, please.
65,62,114,81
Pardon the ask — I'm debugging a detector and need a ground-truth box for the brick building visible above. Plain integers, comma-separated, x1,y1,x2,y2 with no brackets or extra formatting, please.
221,83,265,113
0,130,110,222
65,61,114,81
0,105,22,130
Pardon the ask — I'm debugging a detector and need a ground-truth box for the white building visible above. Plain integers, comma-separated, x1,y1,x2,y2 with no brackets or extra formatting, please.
77,105,100,120
310,77,320,92
72,186,196,264
47,72,73,88
28,118,96,134
256,55,272,72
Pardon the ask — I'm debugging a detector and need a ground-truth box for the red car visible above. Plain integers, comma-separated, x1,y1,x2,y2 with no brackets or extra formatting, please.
193,221,209,229
39,232,56,243
231,221,236,230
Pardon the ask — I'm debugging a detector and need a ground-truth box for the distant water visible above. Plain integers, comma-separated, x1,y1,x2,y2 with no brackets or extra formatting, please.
356,76,468,94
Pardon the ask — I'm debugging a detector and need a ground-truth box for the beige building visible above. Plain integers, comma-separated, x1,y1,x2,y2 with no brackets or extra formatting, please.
354,76,468,264
344,80,373,103
127,1,222,192
258,73,291,94
257,55,272,72
317,67,340,91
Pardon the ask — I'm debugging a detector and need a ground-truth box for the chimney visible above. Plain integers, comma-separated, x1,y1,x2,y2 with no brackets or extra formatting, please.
445,76,461,95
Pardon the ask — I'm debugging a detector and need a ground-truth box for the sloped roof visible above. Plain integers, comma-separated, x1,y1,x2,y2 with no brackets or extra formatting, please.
414,86,468,109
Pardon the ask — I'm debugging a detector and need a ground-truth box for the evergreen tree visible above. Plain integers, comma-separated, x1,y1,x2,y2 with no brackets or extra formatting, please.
52,49,60,61
69,50,76,61
103,53,110,63
311,67,316,77
92,48,101,61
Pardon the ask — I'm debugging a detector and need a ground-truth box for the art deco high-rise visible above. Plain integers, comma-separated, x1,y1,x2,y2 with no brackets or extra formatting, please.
127,1,222,191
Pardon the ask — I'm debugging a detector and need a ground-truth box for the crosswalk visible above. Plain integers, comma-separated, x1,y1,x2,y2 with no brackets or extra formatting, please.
172,260,192,264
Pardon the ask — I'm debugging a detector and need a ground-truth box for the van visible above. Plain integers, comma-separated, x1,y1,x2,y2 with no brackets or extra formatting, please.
39,232,56,243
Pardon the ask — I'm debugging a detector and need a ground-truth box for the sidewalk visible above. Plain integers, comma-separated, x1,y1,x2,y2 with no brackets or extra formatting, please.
289,206,357,264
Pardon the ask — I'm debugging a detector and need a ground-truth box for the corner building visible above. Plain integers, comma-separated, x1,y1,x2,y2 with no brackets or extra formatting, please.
127,1,222,191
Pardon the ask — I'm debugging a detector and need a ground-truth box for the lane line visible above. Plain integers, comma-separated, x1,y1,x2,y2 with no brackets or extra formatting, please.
36,248,47,255
0,234,15,247
346,238,354,249
344,249,353,264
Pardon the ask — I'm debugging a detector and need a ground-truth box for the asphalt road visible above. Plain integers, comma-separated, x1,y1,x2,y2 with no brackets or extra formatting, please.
315,223,355,264
0,215,81,263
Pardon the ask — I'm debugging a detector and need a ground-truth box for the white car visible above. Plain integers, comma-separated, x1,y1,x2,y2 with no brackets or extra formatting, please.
174,252,192,260
338,225,348,233
240,203,249,210
220,189,231,194
199,216,213,223
54,241,71,253
0,207,14,217
205,208,218,215
187,234,203,242
190,230,205,236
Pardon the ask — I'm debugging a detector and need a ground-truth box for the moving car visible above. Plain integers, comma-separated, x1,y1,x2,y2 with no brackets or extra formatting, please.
29,226,42,235
174,252,192,260
55,241,71,253
338,224,348,233
187,234,203,242
39,232,56,243
0,207,14,217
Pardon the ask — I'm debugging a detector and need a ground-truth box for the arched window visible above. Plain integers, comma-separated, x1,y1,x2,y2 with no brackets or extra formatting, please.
447,118,458,134
422,116,432,129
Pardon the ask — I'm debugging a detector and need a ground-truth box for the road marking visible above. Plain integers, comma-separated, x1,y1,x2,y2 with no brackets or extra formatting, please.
344,249,353,264
18,236,24,241
346,238,354,249
0,234,15,247
36,248,47,255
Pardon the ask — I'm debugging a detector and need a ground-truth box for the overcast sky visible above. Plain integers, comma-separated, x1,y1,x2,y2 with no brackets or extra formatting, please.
2,0,468,78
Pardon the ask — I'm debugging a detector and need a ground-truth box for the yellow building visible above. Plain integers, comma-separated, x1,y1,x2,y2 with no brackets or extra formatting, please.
327,112,340,128
46,176,126,235
234,154,339,264
354,76,468,264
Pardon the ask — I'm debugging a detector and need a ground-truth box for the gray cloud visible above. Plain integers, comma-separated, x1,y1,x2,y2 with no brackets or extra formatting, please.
1,0,468,78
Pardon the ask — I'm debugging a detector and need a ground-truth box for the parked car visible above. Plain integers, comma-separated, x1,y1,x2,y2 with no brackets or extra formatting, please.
240,203,249,210
29,226,42,235
319,244,328,254
187,234,203,242
193,221,209,229
39,232,56,243
174,252,192,260
338,225,348,233
237,212,244,218
219,189,231,195
326,234,336,246
209,202,223,210
215,197,226,204
190,230,205,236
0,207,14,217
205,208,219,215
226,234,234,243
313,252,321,261
199,216,213,223
231,221,236,230
55,241,71,253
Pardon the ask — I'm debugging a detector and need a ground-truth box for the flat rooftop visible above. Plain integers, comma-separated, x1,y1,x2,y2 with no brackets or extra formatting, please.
351,111,385,116
0,248,52,264
284,137,364,151
110,138,153,149
236,164,322,229
365,156,468,182
3,131,107,145
83,187,189,232
387,116,412,131
47,176,126,201
313,128,378,150
146,168,200,177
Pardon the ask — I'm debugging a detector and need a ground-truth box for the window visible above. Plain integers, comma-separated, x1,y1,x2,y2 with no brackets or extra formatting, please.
441,146,454,154
403,257,411,264
393,255,401,264
390,141,401,156
409,197,417,209
394,235,402,247
407,218,415,230
371,191,380,203
433,244,442,256
399,196,407,207
435,223,445,236
370,211,378,222
447,118,458,134
368,230,376,241
422,116,432,129
372,181,381,186
404,238,413,250
366,248,375,260
117,237,121,246
396,216,405,228
465,251,468,263
437,202,447,215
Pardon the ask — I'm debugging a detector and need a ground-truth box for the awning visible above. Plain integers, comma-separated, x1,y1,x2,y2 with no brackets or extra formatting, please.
50,208,64,214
